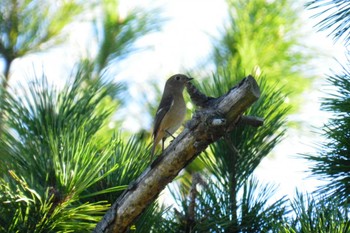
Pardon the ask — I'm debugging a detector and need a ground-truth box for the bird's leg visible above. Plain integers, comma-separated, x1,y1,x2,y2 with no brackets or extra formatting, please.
165,130,176,139
165,130,177,145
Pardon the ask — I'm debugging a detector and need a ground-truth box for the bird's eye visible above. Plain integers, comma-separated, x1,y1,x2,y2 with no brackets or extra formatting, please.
175,76,180,80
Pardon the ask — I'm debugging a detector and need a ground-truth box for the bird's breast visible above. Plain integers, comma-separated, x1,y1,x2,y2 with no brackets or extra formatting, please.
162,96,186,135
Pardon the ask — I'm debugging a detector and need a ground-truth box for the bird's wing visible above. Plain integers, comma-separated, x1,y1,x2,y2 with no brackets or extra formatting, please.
153,95,174,137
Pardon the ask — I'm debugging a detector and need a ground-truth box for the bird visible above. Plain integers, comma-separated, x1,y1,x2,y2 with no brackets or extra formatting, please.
150,74,193,160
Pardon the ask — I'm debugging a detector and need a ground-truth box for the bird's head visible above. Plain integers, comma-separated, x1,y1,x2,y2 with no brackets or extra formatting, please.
166,74,193,91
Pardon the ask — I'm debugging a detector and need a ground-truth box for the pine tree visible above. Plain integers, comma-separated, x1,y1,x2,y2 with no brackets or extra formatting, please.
305,0,350,206
306,66,350,204
0,0,161,232
275,0,350,232
0,0,86,132
281,192,350,232
307,0,350,45
0,0,85,81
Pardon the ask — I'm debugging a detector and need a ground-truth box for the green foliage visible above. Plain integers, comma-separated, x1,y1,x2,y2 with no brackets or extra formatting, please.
0,0,88,133
201,72,290,191
0,0,85,73
131,202,172,233
0,66,162,232
94,0,161,73
0,0,163,230
301,0,350,230
0,173,108,232
281,192,350,233
83,135,150,204
305,63,350,204
239,178,287,232
0,67,130,231
163,176,287,232
306,0,350,45
212,0,311,105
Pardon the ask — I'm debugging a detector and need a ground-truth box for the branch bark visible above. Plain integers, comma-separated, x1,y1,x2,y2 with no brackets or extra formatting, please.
94,75,262,233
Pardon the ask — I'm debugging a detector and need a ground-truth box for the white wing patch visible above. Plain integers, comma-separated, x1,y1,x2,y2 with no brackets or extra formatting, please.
156,99,174,116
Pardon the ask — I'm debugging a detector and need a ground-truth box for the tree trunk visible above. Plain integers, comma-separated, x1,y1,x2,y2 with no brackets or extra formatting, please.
94,75,262,233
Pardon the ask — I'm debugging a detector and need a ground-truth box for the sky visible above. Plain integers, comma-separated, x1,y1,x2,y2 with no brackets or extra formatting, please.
3,0,347,200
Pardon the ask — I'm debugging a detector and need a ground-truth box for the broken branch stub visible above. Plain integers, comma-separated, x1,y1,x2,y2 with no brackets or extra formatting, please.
94,75,261,233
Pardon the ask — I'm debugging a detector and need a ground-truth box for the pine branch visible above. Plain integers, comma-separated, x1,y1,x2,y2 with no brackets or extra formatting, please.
186,173,206,232
94,75,263,233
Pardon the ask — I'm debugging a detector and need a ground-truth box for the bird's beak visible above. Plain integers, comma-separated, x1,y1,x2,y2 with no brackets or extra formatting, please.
186,77,193,82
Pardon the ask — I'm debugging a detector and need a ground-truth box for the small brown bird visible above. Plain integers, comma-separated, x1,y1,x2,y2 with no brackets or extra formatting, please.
151,74,193,160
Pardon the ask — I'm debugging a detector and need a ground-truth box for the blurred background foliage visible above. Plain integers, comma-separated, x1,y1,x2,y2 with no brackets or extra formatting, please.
0,0,349,232
212,0,313,105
